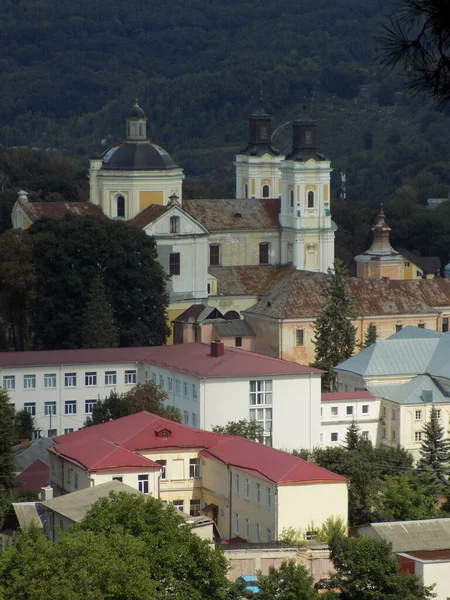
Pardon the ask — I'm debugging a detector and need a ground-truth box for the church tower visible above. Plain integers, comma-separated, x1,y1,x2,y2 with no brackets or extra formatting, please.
355,209,404,279
279,109,335,272
235,94,284,199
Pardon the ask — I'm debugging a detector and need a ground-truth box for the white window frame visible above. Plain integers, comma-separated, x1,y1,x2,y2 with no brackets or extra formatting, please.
44,401,56,416
192,413,197,428
105,371,117,385
267,528,272,542
331,432,338,442
249,380,272,405
44,374,56,389
175,379,181,394
415,431,422,442
234,513,239,535
159,375,164,389
64,372,76,387
184,410,189,425
156,460,166,480
167,377,173,391
266,486,272,509
189,458,200,479
24,374,36,389
256,523,260,543
190,499,201,517
331,406,338,416
245,478,250,500
245,518,250,539
183,382,189,397
362,404,369,415
295,329,304,346
191,384,198,399
85,399,97,414
415,410,422,420
64,428,74,435
235,473,240,494
256,483,261,504
24,402,36,416
173,500,184,512
2,375,15,390
85,372,97,387
124,370,137,385
346,406,354,416
65,400,76,415
138,475,149,494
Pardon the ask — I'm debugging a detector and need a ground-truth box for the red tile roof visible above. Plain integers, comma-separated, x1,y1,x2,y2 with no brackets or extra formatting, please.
15,458,49,494
127,204,168,228
321,391,374,402
209,265,297,296
20,201,103,223
0,343,321,376
183,198,280,231
403,549,450,561
53,412,347,484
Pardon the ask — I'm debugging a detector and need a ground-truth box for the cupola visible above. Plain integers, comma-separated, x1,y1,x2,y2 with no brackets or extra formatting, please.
240,92,280,157
126,99,147,141
285,106,325,161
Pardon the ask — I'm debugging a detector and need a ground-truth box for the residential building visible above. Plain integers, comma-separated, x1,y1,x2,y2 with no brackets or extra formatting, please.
48,411,348,541
398,550,450,600
320,391,379,447
336,326,450,458
397,248,440,280
0,341,323,450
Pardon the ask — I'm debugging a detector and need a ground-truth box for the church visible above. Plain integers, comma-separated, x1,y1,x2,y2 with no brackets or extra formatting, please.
12,99,337,335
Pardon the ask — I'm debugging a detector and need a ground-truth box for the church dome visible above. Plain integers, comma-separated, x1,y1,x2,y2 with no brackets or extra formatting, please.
101,141,178,171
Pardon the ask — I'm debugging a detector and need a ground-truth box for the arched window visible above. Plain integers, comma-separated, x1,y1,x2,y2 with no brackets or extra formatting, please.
170,216,180,234
289,189,294,208
117,195,125,217
262,185,270,198
138,124,143,137
307,191,314,208
244,183,248,199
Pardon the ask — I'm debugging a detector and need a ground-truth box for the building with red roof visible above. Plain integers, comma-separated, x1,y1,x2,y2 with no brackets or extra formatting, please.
50,411,348,542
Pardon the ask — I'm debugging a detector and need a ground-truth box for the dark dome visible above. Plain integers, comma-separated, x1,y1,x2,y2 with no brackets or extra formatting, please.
101,142,178,171
127,102,146,119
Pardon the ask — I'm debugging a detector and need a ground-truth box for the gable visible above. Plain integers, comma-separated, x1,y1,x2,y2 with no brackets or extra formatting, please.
143,204,209,237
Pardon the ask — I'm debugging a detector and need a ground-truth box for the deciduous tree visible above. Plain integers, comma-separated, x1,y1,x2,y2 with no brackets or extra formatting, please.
212,419,264,441
0,389,17,523
375,474,440,522
257,559,316,600
80,274,119,348
14,409,35,442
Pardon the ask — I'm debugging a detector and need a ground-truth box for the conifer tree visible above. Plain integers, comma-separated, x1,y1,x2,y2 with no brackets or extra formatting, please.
312,259,357,391
0,389,18,523
419,406,450,487
81,274,119,349
364,322,377,347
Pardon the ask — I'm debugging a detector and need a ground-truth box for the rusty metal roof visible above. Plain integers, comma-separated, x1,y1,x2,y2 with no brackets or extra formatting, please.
209,265,297,296
183,198,280,231
245,274,450,319
21,201,103,223
127,204,168,228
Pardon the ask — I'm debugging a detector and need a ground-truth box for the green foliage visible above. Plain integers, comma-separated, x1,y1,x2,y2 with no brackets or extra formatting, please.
0,388,17,524
419,406,450,488
291,448,311,460
14,409,35,442
317,516,347,543
278,526,305,546
312,259,357,391
375,474,440,522
257,559,316,600
364,322,378,348
85,382,181,426
80,274,119,349
329,534,434,600
28,215,169,349
212,419,263,441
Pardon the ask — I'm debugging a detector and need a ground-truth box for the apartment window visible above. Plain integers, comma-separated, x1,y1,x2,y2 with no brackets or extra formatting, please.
85,399,97,414
24,374,36,389
256,483,261,504
190,499,201,517
235,336,242,347
138,475,149,494
2,376,15,391
167,377,173,391
362,405,369,415
307,190,314,208
415,431,422,442
267,528,272,543
183,382,189,397
245,478,250,500
415,410,422,420
392,429,396,441
176,379,181,394
152,373,157,383
443,317,449,333
169,253,180,276
259,242,270,265
64,428,74,434
156,460,166,480
245,518,250,539
249,406,272,443
331,406,338,416
209,244,220,266
346,406,354,416
48,429,57,437
112,476,123,482
85,372,97,386
24,402,36,416
44,374,56,389
170,215,180,234
234,513,239,535
395,324,403,333
105,371,117,385
125,370,137,385
191,384,198,399
192,413,197,428
44,401,56,416
256,523,261,543
235,473,240,494
331,432,338,442
416,270,422,277
266,487,272,509
173,500,184,512
392,409,396,420
159,375,164,389
362,431,369,440
74,472,79,489
382,406,387,417
65,401,76,415
64,373,76,387
295,329,304,346
184,410,189,425
189,458,200,479
249,380,272,405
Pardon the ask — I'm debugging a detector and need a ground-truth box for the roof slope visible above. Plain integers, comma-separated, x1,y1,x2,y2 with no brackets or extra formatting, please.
369,375,448,405
209,265,297,296
53,412,347,485
127,204,168,228
15,458,49,494
20,201,103,223
368,519,450,552
397,248,441,275
183,198,280,231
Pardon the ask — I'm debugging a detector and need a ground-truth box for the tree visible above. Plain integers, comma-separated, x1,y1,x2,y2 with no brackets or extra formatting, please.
85,382,181,426
364,322,378,347
328,533,434,600
0,389,17,523
257,560,316,600
379,0,450,105
29,215,169,349
212,419,263,441
80,274,119,348
418,405,450,487
14,409,35,442
312,259,357,391
375,474,440,522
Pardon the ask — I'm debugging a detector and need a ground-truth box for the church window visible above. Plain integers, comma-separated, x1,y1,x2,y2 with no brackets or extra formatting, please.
170,216,180,234
210,244,220,266
295,329,304,346
289,190,294,208
169,253,180,276
116,195,125,217
244,183,248,199
260,126,268,140
262,185,270,198
259,243,270,265
305,130,312,144
139,124,143,137
307,191,314,208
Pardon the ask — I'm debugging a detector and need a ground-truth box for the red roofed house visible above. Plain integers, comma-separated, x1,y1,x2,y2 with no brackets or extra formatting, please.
0,340,323,451
49,411,348,542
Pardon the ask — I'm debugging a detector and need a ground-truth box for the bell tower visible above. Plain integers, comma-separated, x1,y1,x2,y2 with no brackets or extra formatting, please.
235,93,284,199
279,108,335,272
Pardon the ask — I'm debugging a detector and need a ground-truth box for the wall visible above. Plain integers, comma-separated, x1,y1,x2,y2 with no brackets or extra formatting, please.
208,230,281,267
320,397,381,447
415,559,450,600
399,403,450,460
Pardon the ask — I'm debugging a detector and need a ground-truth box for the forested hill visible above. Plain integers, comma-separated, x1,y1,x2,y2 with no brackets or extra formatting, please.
1,0,450,211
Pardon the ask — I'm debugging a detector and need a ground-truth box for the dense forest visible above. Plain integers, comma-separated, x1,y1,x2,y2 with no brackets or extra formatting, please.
0,0,450,263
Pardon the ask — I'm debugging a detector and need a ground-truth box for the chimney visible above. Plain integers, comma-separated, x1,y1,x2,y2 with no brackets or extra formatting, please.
40,485,54,501
210,337,224,357
20,438,30,449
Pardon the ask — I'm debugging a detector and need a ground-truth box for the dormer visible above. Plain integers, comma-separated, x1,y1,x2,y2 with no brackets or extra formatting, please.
155,426,172,438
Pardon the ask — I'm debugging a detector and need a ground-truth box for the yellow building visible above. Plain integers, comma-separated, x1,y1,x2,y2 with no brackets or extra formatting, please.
49,411,348,541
